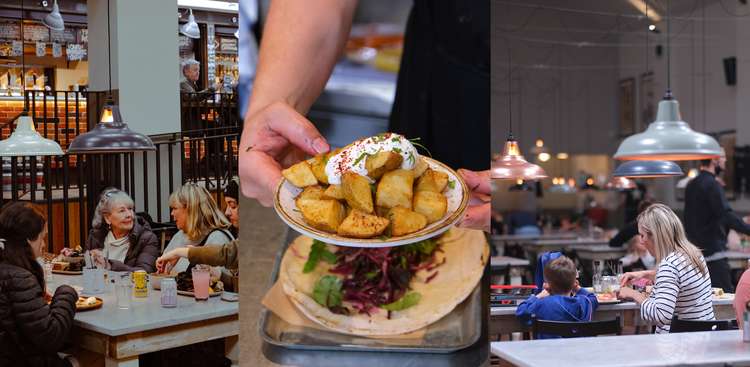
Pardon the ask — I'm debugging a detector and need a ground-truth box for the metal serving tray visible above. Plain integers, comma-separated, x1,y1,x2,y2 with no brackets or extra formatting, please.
259,229,482,354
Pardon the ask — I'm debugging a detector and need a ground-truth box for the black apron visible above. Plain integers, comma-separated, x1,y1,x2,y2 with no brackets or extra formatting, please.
389,0,490,171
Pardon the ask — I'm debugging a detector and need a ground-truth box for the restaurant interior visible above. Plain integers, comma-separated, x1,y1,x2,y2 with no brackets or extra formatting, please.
490,0,750,365
0,0,241,366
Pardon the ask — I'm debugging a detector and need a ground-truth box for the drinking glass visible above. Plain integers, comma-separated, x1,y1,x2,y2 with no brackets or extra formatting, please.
116,274,132,309
192,265,210,301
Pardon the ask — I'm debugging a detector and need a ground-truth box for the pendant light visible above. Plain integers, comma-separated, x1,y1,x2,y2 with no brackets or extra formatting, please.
180,8,201,39
67,0,155,153
491,47,547,180
0,0,63,157
42,0,65,31
613,160,683,178
605,176,637,191
614,0,721,161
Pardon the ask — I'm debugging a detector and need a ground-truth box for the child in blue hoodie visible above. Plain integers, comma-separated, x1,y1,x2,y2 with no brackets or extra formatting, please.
515,255,599,339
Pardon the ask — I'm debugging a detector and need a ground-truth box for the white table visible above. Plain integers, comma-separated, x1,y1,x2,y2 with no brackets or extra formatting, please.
520,238,611,259
491,233,577,256
49,274,239,367
490,297,736,335
491,330,750,367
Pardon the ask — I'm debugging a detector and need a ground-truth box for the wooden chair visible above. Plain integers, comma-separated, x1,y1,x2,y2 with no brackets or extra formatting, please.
669,316,735,333
532,317,621,338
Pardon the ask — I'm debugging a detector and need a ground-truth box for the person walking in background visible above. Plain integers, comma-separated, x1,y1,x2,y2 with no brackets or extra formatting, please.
684,156,750,292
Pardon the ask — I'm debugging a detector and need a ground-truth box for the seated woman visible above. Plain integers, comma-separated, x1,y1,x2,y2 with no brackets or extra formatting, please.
618,204,715,333
223,179,239,239
0,202,78,367
163,184,234,282
84,188,159,273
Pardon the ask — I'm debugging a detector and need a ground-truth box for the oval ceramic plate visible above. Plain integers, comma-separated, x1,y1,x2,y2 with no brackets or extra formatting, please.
75,297,103,311
274,157,469,247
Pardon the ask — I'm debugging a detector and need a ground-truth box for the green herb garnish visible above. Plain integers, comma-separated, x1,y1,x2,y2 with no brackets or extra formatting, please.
312,275,343,308
381,292,421,311
370,183,377,195
407,151,415,165
408,137,433,157
391,137,400,143
364,270,379,280
402,239,437,256
303,240,337,273
392,147,402,153
447,180,456,190
353,152,368,166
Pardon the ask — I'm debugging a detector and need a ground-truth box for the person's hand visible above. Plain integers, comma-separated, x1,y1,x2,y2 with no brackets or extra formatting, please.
239,102,329,206
457,169,490,233
156,248,189,274
616,286,646,304
619,271,646,287
536,289,550,299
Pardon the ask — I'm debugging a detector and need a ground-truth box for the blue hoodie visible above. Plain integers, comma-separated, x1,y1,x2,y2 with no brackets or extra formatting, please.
515,288,599,339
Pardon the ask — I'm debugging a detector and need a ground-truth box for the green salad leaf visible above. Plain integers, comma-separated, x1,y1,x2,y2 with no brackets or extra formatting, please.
313,275,343,308
303,240,337,273
381,292,421,311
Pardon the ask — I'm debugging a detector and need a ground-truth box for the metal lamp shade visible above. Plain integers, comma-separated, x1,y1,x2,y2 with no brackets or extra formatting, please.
0,114,63,156
67,103,156,153
605,176,637,190
612,160,683,178
42,0,65,31
614,97,722,161
491,139,548,180
180,10,201,39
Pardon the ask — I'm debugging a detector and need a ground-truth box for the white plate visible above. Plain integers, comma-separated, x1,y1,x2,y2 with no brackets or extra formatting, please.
274,157,469,247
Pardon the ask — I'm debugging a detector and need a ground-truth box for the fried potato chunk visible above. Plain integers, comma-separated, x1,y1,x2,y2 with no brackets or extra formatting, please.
296,198,346,233
297,185,325,201
342,172,374,213
413,157,429,177
337,209,389,238
388,206,428,236
415,169,449,193
282,161,318,188
307,153,330,185
323,184,345,200
376,169,414,209
366,151,403,180
413,190,447,224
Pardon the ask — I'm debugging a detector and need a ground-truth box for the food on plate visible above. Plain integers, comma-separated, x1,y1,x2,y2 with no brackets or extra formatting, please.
283,133,456,238
712,287,724,297
76,296,99,307
596,293,617,302
175,269,224,294
279,228,488,335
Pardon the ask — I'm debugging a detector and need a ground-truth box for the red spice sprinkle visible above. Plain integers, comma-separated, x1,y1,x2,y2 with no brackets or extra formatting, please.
426,271,439,283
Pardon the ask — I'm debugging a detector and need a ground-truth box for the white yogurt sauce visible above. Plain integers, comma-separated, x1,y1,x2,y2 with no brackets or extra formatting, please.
325,133,420,185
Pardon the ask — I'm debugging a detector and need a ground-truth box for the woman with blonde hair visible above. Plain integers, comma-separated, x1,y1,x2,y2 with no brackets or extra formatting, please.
162,183,234,275
618,204,715,333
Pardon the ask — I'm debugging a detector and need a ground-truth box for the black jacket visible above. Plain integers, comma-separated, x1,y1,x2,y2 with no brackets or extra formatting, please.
85,215,159,273
609,221,638,248
684,170,750,257
0,263,77,367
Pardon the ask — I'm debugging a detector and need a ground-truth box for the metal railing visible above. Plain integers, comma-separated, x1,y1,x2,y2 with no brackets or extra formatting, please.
0,91,241,254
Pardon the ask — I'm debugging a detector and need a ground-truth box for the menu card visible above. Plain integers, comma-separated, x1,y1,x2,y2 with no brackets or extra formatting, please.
36,42,46,57
66,44,86,61
52,43,62,58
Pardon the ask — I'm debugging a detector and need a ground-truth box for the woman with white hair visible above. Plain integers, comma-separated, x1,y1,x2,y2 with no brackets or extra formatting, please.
85,188,159,273
162,183,234,275
618,203,715,333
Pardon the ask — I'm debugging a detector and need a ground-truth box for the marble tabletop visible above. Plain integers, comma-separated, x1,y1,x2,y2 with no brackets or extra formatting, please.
491,330,750,367
49,273,239,337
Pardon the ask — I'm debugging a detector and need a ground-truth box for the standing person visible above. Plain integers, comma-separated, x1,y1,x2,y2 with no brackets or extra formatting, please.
0,202,79,367
618,204,715,333
238,1,490,231
180,59,220,94
684,156,750,292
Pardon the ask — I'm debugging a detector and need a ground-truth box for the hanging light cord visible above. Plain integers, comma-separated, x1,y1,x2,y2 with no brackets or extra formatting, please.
107,0,113,95
666,0,672,99
645,0,649,76
702,0,707,131
20,0,26,98
508,46,513,140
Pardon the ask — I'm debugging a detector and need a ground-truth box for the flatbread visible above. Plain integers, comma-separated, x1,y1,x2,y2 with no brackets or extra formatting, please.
279,227,488,336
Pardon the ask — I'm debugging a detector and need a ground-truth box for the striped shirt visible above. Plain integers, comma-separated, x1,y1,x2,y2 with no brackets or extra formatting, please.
641,251,715,333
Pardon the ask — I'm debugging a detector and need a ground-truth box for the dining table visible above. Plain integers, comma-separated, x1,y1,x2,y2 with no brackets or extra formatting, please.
48,273,239,367
489,296,736,336
491,330,750,366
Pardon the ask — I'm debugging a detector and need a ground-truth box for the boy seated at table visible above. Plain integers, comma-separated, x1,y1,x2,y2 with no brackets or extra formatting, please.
516,256,599,338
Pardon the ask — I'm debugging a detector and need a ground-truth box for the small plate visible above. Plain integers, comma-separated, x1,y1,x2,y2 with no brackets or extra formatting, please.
177,290,223,297
596,294,621,304
76,297,103,311
274,157,469,248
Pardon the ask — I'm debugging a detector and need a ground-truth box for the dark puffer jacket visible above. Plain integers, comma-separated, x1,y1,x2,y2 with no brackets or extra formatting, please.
85,215,159,273
0,263,78,367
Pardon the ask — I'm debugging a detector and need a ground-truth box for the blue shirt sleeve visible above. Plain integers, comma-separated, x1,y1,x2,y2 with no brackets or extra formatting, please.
515,295,539,326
